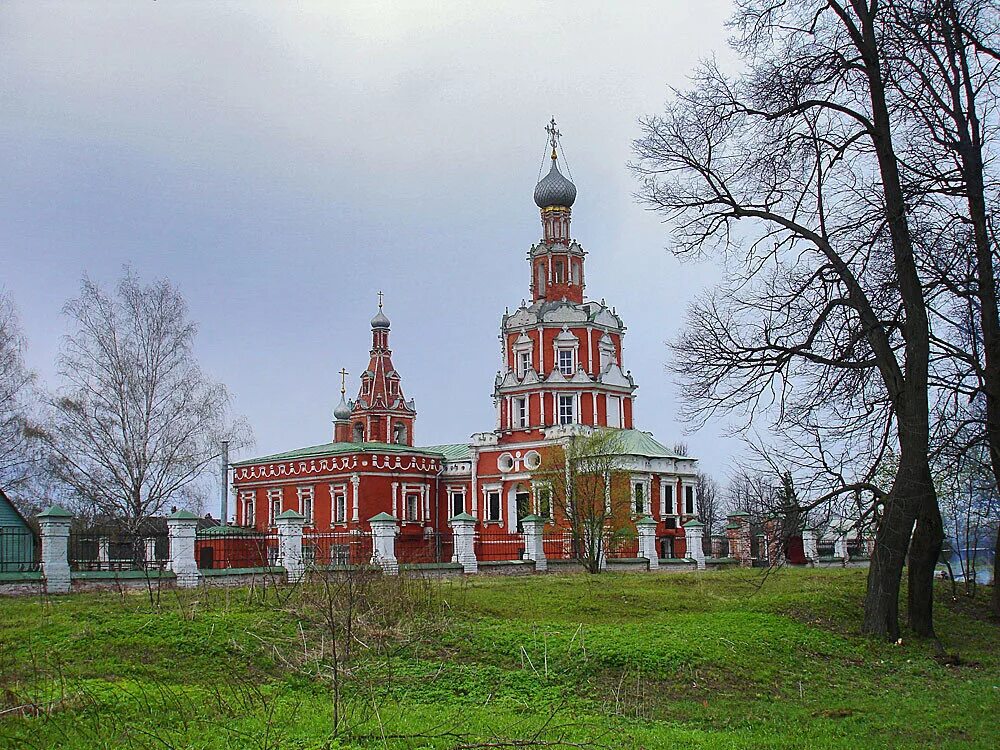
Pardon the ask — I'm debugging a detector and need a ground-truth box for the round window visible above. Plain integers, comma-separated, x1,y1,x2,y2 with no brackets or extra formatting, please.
497,453,515,473
524,450,542,470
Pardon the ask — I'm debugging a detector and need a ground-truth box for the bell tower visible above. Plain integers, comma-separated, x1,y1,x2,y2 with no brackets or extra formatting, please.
347,294,417,445
531,118,585,305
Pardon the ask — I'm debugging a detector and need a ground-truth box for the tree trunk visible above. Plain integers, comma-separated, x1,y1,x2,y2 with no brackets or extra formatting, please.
993,523,999,616
907,493,944,637
862,495,913,640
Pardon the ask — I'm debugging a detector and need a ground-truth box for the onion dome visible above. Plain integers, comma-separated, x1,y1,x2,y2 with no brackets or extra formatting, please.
333,395,352,421
533,158,577,208
370,308,390,328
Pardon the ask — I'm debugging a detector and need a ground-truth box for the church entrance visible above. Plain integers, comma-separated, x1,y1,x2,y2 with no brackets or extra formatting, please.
514,485,531,531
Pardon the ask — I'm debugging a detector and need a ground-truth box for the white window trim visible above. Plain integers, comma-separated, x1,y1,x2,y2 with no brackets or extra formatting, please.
240,490,255,527
447,485,467,518
267,488,282,525
683,483,698,516
515,347,533,379
482,484,503,523
297,485,315,524
557,393,576,425
531,480,554,520
630,475,652,516
514,396,529,428
330,483,348,525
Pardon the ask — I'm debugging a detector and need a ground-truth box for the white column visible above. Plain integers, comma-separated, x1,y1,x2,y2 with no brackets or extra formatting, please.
659,481,667,518
37,505,73,594
802,527,818,563
592,390,598,425
521,515,546,572
422,485,429,523
449,513,478,573
351,474,360,522
275,509,306,583
391,481,399,518
636,516,658,570
684,520,706,570
369,513,399,574
167,509,201,588
834,533,848,562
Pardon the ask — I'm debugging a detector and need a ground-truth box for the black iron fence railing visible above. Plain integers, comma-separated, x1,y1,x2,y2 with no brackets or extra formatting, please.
474,529,525,561
396,531,452,564
605,535,639,559
0,527,39,573
69,530,169,572
303,531,373,567
196,528,277,570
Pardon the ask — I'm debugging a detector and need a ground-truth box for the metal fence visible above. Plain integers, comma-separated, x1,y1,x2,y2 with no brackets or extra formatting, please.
543,530,577,560
0,527,39,573
303,531,373,567
474,529,525,561
605,534,639,559
196,528,277,570
69,529,169,572
396,531,453,564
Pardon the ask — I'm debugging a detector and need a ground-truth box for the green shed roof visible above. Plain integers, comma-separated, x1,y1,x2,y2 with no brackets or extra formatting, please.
615,430,691,459
420,443,472,461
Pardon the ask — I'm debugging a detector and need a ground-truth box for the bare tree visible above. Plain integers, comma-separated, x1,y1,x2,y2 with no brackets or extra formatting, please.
633,1,947,638
540,428,632,573
0,291,42,510
37,271,250,530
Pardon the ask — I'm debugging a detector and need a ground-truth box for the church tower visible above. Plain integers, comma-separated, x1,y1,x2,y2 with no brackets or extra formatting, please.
342,296,417,445
494,120,637,440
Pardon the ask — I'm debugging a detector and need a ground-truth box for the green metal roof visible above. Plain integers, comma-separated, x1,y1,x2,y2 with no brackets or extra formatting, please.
197,525,262,538
233,440,450,467
420,443,472,461
615,430,690,459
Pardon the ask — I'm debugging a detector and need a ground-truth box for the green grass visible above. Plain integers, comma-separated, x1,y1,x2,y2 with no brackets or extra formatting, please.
0,568,996,748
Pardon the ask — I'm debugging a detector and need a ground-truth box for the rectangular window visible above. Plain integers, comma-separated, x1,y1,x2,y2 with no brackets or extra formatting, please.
268,488,282,525
332,487,347,524
517,351,531,378
554,260,565,283
558,394,575,425
685,486,695,515
405,493,420,522
297,486,315,525
633,482,645,515
662,484,674,516
486,490,502,521
515,397,528,428
558,349,574,376
240,491,255,527
450,490,465,518
607,396,621,428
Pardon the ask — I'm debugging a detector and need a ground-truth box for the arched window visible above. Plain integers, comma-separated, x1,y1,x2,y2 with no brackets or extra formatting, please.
536,263,546,295
393,421,408,445
352,423,364,443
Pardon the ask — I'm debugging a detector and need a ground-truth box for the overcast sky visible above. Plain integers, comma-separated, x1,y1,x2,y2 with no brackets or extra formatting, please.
1,1,747,493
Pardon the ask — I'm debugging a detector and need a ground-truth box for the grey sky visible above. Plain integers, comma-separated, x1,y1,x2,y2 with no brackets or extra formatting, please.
1,1,745,485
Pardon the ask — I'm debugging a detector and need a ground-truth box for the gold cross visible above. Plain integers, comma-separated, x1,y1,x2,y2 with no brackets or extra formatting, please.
377,290,384,309
339,368,349,395
545,117,561,159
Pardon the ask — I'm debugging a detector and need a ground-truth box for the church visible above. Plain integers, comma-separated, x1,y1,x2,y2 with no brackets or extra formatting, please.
231,122,701,560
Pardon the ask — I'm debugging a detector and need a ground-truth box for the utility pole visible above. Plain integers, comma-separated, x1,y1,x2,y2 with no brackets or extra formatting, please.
221,439,230,526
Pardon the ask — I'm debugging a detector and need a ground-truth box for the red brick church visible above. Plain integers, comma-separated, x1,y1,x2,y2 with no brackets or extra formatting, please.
231,121,700,559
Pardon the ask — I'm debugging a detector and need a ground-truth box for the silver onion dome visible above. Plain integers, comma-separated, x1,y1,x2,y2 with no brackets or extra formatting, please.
370,309,390,328
533,160,577,208
333,395,352,421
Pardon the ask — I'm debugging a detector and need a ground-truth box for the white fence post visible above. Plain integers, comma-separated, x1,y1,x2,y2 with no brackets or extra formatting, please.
636,516,658,570
449,512,478,573
167,509,201,588
275,509,306,582
801,527,818,564
369,513,399,574
38,505,73,594
684,519,706,570
520,515,546,572
834,532,849,563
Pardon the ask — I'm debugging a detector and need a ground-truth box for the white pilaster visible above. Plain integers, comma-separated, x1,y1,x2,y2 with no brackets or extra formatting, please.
351,473,360,522
636,516,658,570
38,505,73,594
369,513,399,574
520,515,547,572
684,520,706,570
449,513,478,573
275,509,306,583
801,528,818,563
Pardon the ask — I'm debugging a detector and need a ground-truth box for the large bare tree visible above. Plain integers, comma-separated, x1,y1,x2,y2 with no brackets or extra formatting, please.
633,1,945,638
38,271,250,529
0,291,41,508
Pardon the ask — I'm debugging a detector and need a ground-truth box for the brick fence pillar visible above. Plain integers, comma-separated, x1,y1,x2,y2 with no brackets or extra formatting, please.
449,512,478,574
167,509,201,588
683,519,706,570
275,509,306,583
726,512,752,567
38,505,73,594
369,513,399,574
520,514,546,572
636,516,658,570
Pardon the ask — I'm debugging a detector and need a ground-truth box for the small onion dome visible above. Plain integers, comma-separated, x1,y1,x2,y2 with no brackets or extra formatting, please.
370,308,391,328
533,159,577,208
333,395,352,421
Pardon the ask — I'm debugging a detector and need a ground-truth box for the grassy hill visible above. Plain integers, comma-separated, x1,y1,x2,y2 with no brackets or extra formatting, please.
0,568,996,749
